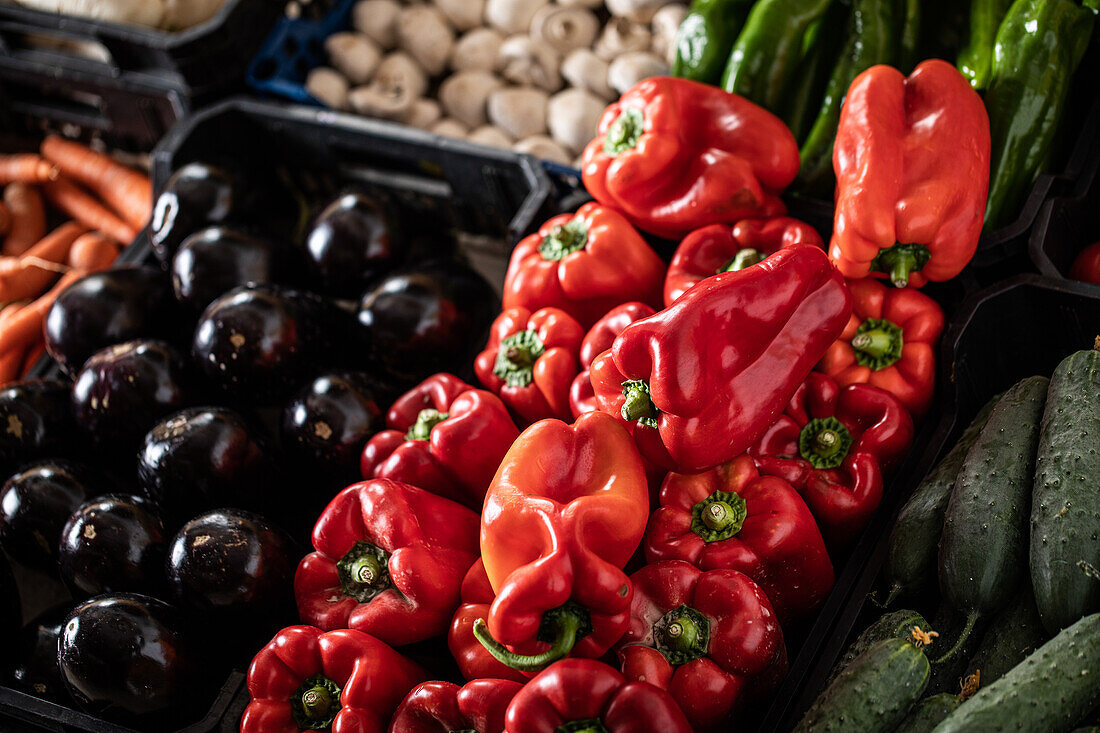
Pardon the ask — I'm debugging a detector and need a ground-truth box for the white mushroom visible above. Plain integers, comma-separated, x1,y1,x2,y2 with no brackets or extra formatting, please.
404,98,443,128
439,70,504,128
498,35,561,92
396,5,455,76
430,118,470,138
373,51,430,99
484,0,549,35
434,0,484,30
561,49,614,100
513,135,572,165
348,83,417,120
529,5,599,54
450,28,505,71
467,125,514,148
555,0,602,9
305,67,350,110
607,51,668,94
352,0,401,49
593,19,651,60
606,0,666,23
546,87,604,155
324,32,382,85
650,3,687,64
487,86,549,139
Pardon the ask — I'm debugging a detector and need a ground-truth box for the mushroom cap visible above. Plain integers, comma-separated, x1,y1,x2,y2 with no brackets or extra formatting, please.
546,87,606,155
488,86,550,139
352,0,401,49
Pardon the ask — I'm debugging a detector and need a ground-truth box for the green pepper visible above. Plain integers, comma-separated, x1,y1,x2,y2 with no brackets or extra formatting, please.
897,0,921,71
983,0,1096,230
780,0,852,143
672,0,755,84
720,0,836,115
796,0,898,196
957,0,1014,89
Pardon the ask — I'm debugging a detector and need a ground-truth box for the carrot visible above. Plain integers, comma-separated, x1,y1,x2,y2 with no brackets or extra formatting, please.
2,183,47,256
0,347,23,386
0,154,58,185
42,178,135,245
0,301,24,326
20,340,46,377
0,222,87,302
40,136,151,231
67,232,120,271
0,268,86,370
0,201,8,237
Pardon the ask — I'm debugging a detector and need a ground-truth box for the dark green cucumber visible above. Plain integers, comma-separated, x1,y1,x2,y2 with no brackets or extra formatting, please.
933,613,1100,732
925,604,985,696
935,376,1048,666
882,396,1000,607
795,636,930,733
1030,347,1100,634
962,577,1047,686
826,609,933,686
896,693,960,733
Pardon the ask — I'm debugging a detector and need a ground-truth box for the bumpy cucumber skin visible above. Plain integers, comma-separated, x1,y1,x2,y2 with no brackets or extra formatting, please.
962,578,1047,686
1031,349,1100,634
794,638,929,733
933,613,1100,733
883,396,999,606
896,693,960,733
826,609,932,687
938,376,1048,621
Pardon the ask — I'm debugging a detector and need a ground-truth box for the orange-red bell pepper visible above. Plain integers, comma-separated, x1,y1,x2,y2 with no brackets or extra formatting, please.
388,679,523,733
448,558,530,684
569,302,657,419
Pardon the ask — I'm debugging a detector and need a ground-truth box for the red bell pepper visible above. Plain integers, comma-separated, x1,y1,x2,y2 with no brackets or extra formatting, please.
502,203,665,328
474,307,584,424
749,372,914,547
664,218,824,306
360,373,519,509
448,559,530,683
581,77,800,240
1070,241,1100,285
818,278,945,418
590,245,852,472
295,480,480,646
503,658,693,733
644,454,833,624
241,625,427,733
475,412,649,671
387,679,523,733
617,561,787,733
831,60,991,288
569,302,657,419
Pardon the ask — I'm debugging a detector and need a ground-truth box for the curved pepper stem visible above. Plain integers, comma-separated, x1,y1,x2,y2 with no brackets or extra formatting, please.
405,408,449,441
493,329,546,388
472,602,592,672
336,541,391,603
870,243,932,288
290,674,342,730
557,721,611,733
798,417,853,470
653,604,711,665
718,247,763,273
850,317,904,371
539,218,589,261
620,379,658,428
691,489,747,542
602,107,644,156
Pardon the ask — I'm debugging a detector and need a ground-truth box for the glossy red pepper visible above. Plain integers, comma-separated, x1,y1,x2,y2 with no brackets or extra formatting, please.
569,302,657,419
387,679,523,733
819,278,945,418
1070,241,1100,285
241,625,427,733
360,373,519,508
618,561,787,733
581,77,800,240
664,218,824,306
474,307,584,424
590,245,852,472
831,60,991,288
449,559,530,684
475,412,649,672
502,203,665,328
504,658,693,733
295,480,480,646
644,455,833,624
750,372,914,547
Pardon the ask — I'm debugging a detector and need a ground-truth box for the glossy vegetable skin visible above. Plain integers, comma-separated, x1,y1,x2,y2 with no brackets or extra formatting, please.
569,302,656,419
0,380,75,475
672,0,754,84
1070,242,1100,284
6,604,72,703
305,192,400,298
171,227,294,312
150,162,243,266
0,460,92,571
388,679,523,733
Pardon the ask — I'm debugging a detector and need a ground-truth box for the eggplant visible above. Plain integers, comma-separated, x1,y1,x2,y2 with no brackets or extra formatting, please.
58,494,167,598
137,407,281,529
171,226,297,313
44,267,180,377
58,594,202,723
6,603,73,703
71,339,195,454
305,192,400,297
150,163,239,266
0,551,20,649
0,460,95,571
0,380,76,476
357,261,497,388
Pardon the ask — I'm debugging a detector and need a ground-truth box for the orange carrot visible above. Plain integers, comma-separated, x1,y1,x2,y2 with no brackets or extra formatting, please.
40,136,151,231
0,301,24,326
2,183,47,256
0,201,8,237
20,340,46,377
42,178,135,245
0,222,87,302
0,347,23,386
0,268,86,368
67,232,120,271
0,154,58,185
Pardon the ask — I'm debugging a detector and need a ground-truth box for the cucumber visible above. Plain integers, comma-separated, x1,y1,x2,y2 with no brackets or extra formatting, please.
925,604,984,696
896,693,960,733
1030,347,1100,634
794,635,930,733
826,609,933,686
933,612,1100,732
935,376,1048,665
882,396,999,606
961,577,1047,686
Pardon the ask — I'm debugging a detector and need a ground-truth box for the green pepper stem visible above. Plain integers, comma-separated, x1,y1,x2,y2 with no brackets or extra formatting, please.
539,218,589,261
850,329,894,360
493,329,546,388
718,248,763,273
472,614,583,672
691,490,747,542
556,721,611,733
602,107,644,156
652,604,710,664
405,408,449,441
290,674,342,729
813,429,842,456
301,687,332,719
620,379,658,427
871,243,931,289
798,417,853,470
350,555,382,586
663,615,700,654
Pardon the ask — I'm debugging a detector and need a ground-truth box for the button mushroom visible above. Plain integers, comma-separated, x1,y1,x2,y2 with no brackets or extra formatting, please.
529,4,599,54
324,32,382,86
396,5,455,77
650,3,687,64
348,51,429,120
431,118,471,138
467,125,514,148
434,0,485,31
607,51,668,94
498,35,562,92
606,0,666,22
305,67,350,110
513,135,572,165
484,0,549,35
561,48,614,100
439,70,505,128
352,0,401,49
488,86,549,139
546,87,605,155
450,27,505,72
593,18,651,60
374,52,430,99
404,98,443,129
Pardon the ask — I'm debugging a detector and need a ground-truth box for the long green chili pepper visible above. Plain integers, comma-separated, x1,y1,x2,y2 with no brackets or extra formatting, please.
957,0,1014,89
672,0,755,84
